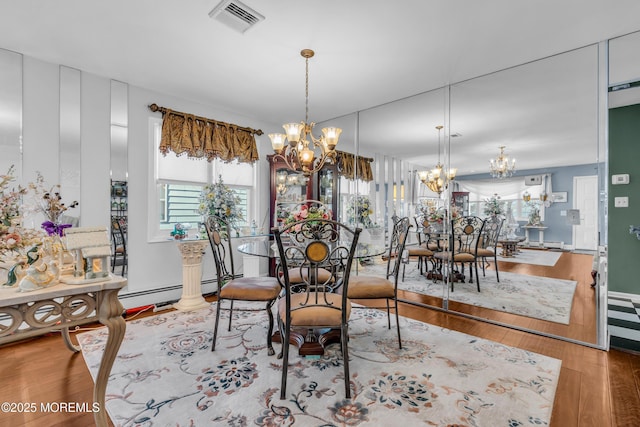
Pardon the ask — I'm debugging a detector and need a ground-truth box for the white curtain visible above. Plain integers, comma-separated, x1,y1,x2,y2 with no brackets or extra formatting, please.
457,175,549,200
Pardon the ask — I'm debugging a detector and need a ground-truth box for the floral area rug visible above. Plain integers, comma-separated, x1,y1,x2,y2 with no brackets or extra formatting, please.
361,261,577,324
79,304,561,426
496,249,562,266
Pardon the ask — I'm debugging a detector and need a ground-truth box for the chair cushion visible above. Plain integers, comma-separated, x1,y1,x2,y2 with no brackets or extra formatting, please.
433,251,476,262
453,252,476,262
476,248,495,257
278,293,351,327
286,267,334,284
408,247,433,257
219,277,281,301
346,275,395,299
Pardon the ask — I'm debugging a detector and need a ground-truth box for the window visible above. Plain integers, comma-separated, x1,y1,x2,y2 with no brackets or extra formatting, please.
149,117,255,241
458,178,545,222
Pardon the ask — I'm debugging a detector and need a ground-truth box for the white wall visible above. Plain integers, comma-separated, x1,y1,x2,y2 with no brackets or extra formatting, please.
19,53,277,308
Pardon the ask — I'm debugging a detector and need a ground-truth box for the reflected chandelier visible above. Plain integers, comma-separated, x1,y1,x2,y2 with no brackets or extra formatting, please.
268,49,342,177
418,126,456,195
489,146,516,179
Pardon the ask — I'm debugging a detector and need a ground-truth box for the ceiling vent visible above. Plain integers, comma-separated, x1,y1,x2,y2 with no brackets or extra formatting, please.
208,0,265,34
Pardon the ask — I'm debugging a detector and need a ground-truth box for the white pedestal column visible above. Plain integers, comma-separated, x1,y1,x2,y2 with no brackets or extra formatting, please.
173,240,210,312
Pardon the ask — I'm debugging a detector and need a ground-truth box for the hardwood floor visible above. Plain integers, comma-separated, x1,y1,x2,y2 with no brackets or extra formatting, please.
1,251,639,426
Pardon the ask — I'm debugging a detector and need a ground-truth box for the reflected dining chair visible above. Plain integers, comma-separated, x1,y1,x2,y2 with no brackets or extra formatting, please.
433,215,485,292
272,218,361,399
476,216,504,282
204,215,281,356
402,215,433,281
344,216,410,349
110,217,127,276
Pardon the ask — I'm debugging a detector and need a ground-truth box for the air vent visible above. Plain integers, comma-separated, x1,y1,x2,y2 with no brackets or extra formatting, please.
450,133,462,138
208,0,265,34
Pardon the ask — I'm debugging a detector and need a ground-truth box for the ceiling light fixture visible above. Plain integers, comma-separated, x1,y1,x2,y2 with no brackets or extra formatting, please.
418,126,456,196
268,49,342,177
489,146,516,179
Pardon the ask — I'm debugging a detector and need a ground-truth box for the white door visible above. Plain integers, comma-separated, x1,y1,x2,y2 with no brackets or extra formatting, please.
573,175,598,250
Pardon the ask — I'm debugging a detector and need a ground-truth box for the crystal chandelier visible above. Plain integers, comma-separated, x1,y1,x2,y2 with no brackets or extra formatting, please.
489,146,516,179
268,49,342,176
418,126,456,195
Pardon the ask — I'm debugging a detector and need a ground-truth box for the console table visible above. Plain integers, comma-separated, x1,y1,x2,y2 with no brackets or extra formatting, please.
523,225,548,247
0,275,127,427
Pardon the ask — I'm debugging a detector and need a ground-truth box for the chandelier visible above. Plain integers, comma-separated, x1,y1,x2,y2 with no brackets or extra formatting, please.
268,49,342,176
418,126,456,195
489,146,516,179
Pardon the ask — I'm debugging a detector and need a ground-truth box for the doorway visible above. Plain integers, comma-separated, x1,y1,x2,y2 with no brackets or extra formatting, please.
573,175,598,250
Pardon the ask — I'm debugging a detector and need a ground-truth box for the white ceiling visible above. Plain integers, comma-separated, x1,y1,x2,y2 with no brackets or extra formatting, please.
1,0,639,173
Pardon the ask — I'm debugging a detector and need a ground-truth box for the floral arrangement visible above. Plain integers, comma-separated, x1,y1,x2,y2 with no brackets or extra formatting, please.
283,204,332,233
0,167,46,262
483,194,505,217
346,195,375,228
425,206,459,224
26,172,79,236
525,200,542,225
1,166,26,226
198,175,244,230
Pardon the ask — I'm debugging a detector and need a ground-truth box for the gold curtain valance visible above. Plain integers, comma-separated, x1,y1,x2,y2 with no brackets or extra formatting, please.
149,103,262,164
336,150,374,182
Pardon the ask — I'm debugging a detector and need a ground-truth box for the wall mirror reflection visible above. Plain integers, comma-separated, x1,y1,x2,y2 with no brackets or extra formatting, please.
110,80,128,276
0,48,22,181
350,45,604,346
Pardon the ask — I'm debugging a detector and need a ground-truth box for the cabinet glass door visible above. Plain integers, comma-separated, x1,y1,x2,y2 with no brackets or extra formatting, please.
273,168,310,227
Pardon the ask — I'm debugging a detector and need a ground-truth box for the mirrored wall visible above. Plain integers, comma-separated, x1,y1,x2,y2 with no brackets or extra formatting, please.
110,80,128,276
59,65,81,224
0,48,22,180
340,42,607,347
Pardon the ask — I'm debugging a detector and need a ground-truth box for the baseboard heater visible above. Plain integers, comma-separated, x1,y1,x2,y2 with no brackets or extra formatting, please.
545,241,564,249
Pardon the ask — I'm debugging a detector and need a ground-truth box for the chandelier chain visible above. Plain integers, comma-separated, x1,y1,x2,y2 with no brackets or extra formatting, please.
305,55,309,125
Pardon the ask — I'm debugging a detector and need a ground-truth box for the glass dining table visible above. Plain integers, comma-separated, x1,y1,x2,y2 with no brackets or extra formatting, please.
237,239,386,261
237,238,386,357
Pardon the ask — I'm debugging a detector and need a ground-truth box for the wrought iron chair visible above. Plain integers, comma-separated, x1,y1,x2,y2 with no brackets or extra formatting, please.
344,216,410,348
433,215,485,292
110,217,127,276
476,216,504,282
272,218,361,400
204,215,281,356
402,215,433,281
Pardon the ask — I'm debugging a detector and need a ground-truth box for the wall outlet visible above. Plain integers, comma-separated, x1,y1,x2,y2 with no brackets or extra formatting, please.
614,196,629,207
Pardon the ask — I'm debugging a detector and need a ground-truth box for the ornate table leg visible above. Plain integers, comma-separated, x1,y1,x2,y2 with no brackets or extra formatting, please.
174,240,210,312
93,288,126,427
62,326,81,352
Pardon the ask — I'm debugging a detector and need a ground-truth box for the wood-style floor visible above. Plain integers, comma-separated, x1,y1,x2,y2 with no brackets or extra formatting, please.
1,252,639,426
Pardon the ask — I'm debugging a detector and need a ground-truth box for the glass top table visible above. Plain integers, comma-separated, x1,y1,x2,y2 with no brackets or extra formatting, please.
237,239,386,259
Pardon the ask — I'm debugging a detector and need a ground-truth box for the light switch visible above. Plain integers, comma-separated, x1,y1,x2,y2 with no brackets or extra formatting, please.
614,196,629,207
612,174,630,185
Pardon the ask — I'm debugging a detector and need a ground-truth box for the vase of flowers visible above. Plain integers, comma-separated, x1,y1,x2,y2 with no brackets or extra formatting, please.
425,206,459,233
283,204,332,233
26,172,79,237
198,175,244,234
346,195,374,228
1,167,46,262
483,194,505,218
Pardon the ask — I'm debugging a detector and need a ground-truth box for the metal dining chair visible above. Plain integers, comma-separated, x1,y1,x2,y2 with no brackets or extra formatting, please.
476,216,504,282
204,215,282,356
433,215,485,291
344,216,410,349
272,218,361,399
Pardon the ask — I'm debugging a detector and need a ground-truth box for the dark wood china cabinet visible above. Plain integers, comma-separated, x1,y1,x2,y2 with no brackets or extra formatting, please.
268,154,339,231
